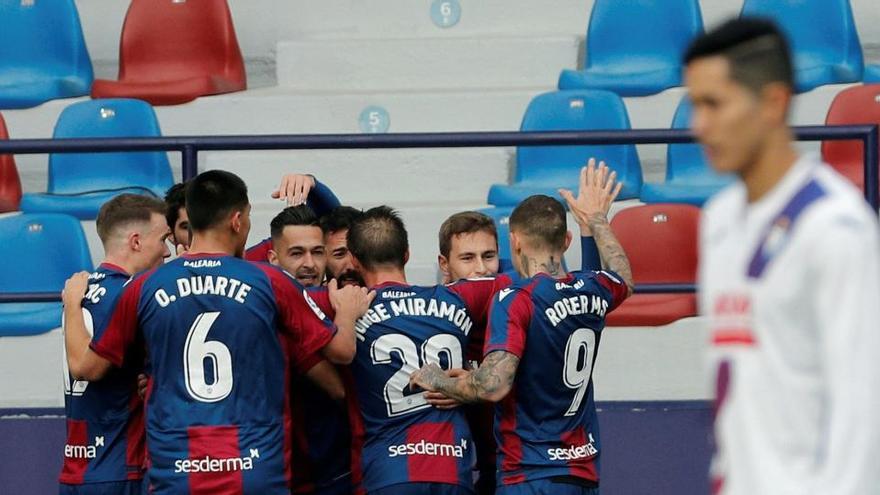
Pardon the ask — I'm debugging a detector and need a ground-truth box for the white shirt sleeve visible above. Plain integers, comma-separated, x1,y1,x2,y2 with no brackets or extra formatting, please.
810,211,880,493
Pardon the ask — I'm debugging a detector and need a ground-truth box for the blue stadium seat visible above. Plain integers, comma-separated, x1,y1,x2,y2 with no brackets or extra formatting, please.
478,206,514,269
741,0,863,93
0,0,93,109
488,90,642,206
558,0,703,96
865,65,880,83
639,98,733,206
20,99,173,220
0,214,92,336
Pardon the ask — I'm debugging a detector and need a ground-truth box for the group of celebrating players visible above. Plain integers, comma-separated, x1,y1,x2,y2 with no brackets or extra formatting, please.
58,158,632,495
54,16,880,495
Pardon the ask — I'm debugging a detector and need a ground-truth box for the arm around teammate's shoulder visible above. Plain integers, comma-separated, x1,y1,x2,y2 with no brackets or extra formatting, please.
323,279,375,364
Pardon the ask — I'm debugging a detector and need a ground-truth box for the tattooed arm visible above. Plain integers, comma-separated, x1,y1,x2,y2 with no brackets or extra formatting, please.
559,159,635,296
409,350,520,404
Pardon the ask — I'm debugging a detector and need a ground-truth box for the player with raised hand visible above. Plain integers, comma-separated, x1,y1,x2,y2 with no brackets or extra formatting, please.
410,161,632,494
685,19,880,494
60,194,171,495
63,170,373,494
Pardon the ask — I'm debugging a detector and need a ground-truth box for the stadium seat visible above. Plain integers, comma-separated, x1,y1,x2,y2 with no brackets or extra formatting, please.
20,99,173,220
820,84,880,193
865,65,880,83
488,90,642,206
90,0,246,106
0,0,93,109
605,204,699,327
0,214,92,336
639,98,733,206
0,112,22,213
478,206,515,269
740,0,863,93
558,0,703,96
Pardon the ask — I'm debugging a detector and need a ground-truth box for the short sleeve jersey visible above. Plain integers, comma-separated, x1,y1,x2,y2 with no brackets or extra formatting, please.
91,254,336,495
485,271,629,486
309,277,507,493
60,263,145,485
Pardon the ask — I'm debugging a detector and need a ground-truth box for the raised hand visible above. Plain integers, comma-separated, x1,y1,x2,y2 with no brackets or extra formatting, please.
558,158,623,235
271,173,316,206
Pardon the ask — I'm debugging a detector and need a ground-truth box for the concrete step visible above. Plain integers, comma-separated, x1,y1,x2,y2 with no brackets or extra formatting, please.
5,83,846,195
203,148,512,206
276,36,580,91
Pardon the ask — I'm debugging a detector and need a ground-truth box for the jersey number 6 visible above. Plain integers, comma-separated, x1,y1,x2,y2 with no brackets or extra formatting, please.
184,312,234,403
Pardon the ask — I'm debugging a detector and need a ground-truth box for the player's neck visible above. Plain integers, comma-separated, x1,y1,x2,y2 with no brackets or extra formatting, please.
101,252,136,276
742,129,799,204
188,230,239,256
517,250,568,279
364,268,408,288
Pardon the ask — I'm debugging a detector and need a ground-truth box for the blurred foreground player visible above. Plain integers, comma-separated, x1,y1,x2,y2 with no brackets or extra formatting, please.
686,18,880,494
64,170,372,494
61,194,171,494
410,163,632,494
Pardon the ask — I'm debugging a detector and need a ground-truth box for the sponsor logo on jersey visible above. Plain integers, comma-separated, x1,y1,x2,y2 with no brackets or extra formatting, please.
64,436,104,459
303,289,327,320
174,448,260,474
546,434,597,461
183,259,222,268
387,438,468,458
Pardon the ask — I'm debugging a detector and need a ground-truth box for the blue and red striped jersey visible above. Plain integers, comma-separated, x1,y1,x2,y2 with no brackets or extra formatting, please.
91,254,337,495
60,263,145,485
309,277,508,493
484,270,629,487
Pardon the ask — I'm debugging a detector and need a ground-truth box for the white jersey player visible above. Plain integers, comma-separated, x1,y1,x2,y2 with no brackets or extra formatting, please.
685,18,880,494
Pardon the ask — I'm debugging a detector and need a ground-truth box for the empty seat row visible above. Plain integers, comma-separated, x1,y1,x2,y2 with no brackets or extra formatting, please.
0,99,173,218
0,0,245,109
562,0,875,96
487,89,729,210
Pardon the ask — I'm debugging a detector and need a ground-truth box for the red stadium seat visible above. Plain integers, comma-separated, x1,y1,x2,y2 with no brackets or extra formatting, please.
605,204,699,327
0,113,21,213
90,0,246,106
821,84,880,192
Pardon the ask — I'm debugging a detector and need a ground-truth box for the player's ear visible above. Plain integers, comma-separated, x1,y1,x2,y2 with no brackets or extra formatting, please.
128,230,141,252
438,254,451,279
563,230,573,251
404,249,410,265
509,231,520,256
267,249,279,266
230,210,242,234
760,82,792,126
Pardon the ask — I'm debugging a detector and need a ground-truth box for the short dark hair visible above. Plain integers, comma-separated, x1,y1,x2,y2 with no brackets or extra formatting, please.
270,205,320,240
509,195,567,251
163,182,187,231
96,193,167,244
438,211,498,257
684,17,794,94
319,206,362,235
185,170,249,231
347,206,408,271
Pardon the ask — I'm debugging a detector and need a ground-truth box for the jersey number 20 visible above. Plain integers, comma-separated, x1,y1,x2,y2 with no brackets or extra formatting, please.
371,333,462,417
184,312,233,403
